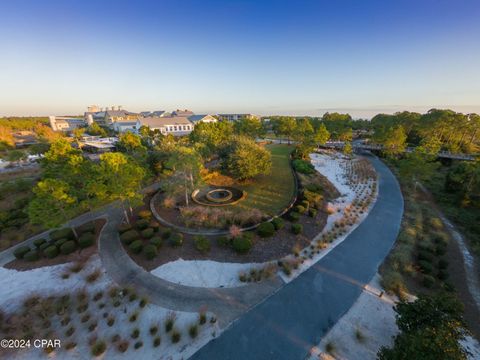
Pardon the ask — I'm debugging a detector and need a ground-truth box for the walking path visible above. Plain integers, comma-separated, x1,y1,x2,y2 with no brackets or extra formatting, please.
191,154,403,360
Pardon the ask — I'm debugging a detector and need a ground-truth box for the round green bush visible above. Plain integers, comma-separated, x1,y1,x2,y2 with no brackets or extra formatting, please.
308,208,318,217
295,205,306,214
430,217,443,230
300,200,310,209
438,259,449,269
90,340,106,356
169,233,183,247
55,238,68,248
60,241,77,255
143,244,158,260
194,236,211,253
271,217,284,230
24,250,39,262
141,228,154,239
149,236,163,249
150,221,160,232
422,275,435,288
161,229,172,240
33,238,47,248
80,222,95,234
289,211,300,222
291,224,303,234
39,242,50,251
216,236,230,247
136,219,150,230
13,245,31,259
418,260,433,274
78,232,95,248
44,245,59,258
257,222,275,238
120,230,138,245
129,240,143,254
118,223,132,234
50,228,74,241
417,250,434,263
232,235,253,254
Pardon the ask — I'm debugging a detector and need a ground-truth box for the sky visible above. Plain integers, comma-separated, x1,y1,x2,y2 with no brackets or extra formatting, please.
0,0,479,118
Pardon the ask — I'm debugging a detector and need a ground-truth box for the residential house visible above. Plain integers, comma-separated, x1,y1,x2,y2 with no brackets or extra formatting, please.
112,119,142,133
172,109,194,117
187,114,218,125
217,113,257,122
49,116,87,131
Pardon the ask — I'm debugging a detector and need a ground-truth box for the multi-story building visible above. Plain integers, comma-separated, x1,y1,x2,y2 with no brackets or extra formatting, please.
49,116,87,131
217,113,257,122
140,116,194,136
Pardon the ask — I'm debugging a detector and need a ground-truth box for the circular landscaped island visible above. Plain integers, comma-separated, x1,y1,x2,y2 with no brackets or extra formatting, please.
192,186,246,206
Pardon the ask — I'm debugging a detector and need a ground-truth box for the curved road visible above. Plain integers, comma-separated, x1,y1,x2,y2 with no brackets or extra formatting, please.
191,154,404,360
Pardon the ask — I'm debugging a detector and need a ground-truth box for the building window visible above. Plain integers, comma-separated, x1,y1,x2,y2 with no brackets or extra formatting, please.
174,126,178,131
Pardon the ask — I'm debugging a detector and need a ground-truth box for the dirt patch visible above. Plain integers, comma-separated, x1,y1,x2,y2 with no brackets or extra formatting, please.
4,219,106,271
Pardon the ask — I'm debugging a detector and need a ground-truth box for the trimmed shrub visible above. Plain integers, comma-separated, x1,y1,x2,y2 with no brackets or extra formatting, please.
50,228,74,241
149,236,162,249
60,241,77,255
78,232,95,248
295,205,306,214
189,324,198,338
292,159,315,174
120,230,138,245
169,233,183,247
118,224,132,234
289,211,300,222
138,210,152,220
80,222,95,234
417,250,434,263
144,244,157,260
129,240,143,254
271,217,284,230
300,200,310,209
308,208,318,217
430,217,443,230
141,228,154,239
149,221,160,232
418,260,433,274
171,330,181,343
33,238,47,248
136,219,150,230
232,235,253,254
153,337,161,347
291,224,303,234
44,245,59,259
194,236,211,253
161,229,172,240
13,246,31,259
257,222,275,238
422,275,435,288
24,250,39,262
39,242,50,251
216,236,230,247
55,238,68,248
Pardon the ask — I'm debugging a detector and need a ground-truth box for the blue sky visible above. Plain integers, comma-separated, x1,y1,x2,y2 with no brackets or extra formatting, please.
1,0,479,118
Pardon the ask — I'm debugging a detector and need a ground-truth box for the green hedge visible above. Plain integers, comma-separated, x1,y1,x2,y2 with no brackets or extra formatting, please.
136,219,150,230
78,232,95,248
33,238,47,248
50,228,74,241
129,240,143,254
60,241,77,255
141,228,154,239
257,222,275,238
24,250,39,261
292,159,315,174
120,230,138,245
144,244,158,260
194,236,211,253
44,245,59,258
169,233,183,247
149,236,163,249
295,205,306,214
118,223,132,234
291,224,303,234
81,222,96,234
271,218,284,230
289,211,300,222
233,234,253,254
55,238,68,248
14,246,31,259
308,208,318,217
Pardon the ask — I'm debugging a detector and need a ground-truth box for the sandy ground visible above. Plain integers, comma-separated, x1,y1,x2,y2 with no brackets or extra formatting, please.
307,274,480,360
0,255,220,360
151,258,263,288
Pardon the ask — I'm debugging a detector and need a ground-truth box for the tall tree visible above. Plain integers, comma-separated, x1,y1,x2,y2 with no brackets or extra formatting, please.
378,293,468,360
314,123,330,146
276,117,297,144
234,117,264,138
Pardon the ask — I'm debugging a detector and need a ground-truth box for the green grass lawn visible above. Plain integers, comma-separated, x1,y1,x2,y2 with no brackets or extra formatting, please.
236,144,296,216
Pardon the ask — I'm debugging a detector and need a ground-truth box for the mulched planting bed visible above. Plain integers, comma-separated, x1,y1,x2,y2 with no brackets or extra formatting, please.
5,219,106,271
124,207,328,271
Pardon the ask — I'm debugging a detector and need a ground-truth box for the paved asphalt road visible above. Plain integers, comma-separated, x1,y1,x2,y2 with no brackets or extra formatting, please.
191,155,404,360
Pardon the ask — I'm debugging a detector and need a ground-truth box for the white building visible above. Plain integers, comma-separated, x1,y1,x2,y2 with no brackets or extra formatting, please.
187,114,218,124
112,119,141,133
140,116,194,136
49,116,87,131
217,113,258,122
